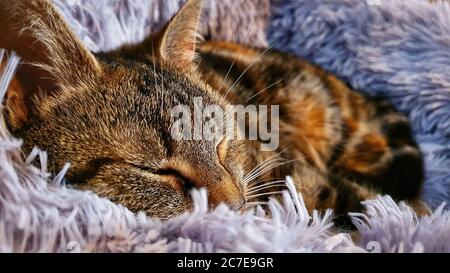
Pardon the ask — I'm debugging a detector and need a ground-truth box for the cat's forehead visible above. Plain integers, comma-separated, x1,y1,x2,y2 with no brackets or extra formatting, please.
99,60,223,107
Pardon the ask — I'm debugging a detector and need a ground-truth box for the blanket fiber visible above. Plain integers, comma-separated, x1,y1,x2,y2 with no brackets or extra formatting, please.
0,0,449,253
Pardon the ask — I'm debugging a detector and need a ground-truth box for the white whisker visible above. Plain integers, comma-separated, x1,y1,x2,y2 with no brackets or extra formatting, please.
245,182,286,195
244,177,284,190
217,22,256,96
242,148,289,183
242,161,285,184
242,157,284,184
244,79,283,103
246,157,304,184
246,179,286,191
245,185,287,196
246,191,284,200
223,40,280,98
245,201,268,207
243,157,293,184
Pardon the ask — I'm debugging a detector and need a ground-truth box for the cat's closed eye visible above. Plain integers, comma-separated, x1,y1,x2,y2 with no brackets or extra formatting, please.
140,166,197,192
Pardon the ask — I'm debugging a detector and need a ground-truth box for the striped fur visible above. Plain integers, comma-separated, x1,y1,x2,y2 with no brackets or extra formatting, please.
1,0,426,224
197,41,425,222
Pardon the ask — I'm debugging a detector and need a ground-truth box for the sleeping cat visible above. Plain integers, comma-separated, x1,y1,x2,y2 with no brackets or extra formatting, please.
0,0,425,222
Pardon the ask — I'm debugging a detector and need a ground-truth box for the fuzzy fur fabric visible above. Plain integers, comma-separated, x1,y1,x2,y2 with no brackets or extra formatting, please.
53,0,270,52
0,0,449,253
268,0,450,208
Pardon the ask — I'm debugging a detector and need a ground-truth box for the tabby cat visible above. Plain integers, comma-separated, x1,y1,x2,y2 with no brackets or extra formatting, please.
0,0,425,223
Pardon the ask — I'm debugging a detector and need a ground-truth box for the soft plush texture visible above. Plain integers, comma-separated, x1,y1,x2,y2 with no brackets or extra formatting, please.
54,0,270,52
0,0,449,253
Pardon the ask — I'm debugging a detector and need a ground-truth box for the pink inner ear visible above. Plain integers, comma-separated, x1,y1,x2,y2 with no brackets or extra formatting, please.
155,0,203,67
159,29,198,67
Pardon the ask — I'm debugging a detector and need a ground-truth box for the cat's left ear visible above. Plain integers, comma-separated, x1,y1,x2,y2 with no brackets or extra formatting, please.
151,0,203,68
0,0,102,131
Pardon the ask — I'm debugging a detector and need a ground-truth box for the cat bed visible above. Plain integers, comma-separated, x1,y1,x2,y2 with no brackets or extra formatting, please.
0,0,449,252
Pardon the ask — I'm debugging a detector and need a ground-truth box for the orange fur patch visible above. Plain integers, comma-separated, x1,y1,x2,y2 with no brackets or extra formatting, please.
342,133,388,174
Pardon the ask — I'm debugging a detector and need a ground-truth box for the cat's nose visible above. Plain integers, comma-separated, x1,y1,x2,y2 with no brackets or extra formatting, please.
208,181,245,212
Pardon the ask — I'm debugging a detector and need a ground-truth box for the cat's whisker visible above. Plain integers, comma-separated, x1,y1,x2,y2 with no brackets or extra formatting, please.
243,156,292,184
216,22,255,98
242,157,284,184
243,166,281,186
242,148,289,182
245,191,284,201
245,181,286,195
243,156,305,187
246,178,286,190
245,184,286,196
242,157,281,182
248,177,284,185
250,156,304,179
244,79,283,103
244,201,268,208
243,177,284,192
242,161,286,185
247,181,287,192
223,40,280,98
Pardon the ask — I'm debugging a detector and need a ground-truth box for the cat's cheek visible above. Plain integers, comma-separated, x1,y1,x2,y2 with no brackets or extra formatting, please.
132,187,191,218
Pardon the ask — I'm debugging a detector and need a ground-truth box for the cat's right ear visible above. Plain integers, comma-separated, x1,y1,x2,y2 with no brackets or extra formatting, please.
0,0,102,131
146,0,204,68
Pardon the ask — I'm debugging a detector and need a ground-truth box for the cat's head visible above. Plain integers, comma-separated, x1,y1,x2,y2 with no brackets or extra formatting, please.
0,0,249,218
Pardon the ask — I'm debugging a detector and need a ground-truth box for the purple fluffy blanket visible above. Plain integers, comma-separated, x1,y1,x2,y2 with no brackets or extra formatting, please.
0,0,449,253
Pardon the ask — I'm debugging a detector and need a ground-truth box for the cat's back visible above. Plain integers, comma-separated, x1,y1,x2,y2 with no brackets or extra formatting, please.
197,40,424,207
197,41,333,102
197,40,356,169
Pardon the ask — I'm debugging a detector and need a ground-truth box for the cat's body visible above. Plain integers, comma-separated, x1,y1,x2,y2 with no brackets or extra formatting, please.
197,41,424,217
0,0,425,223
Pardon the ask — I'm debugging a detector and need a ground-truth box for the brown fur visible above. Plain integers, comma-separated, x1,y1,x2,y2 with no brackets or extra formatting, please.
196,40,425,221
1,0,426,223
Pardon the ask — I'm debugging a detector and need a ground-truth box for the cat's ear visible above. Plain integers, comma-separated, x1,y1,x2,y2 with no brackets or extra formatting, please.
0,0,101,130
153,0,203,68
